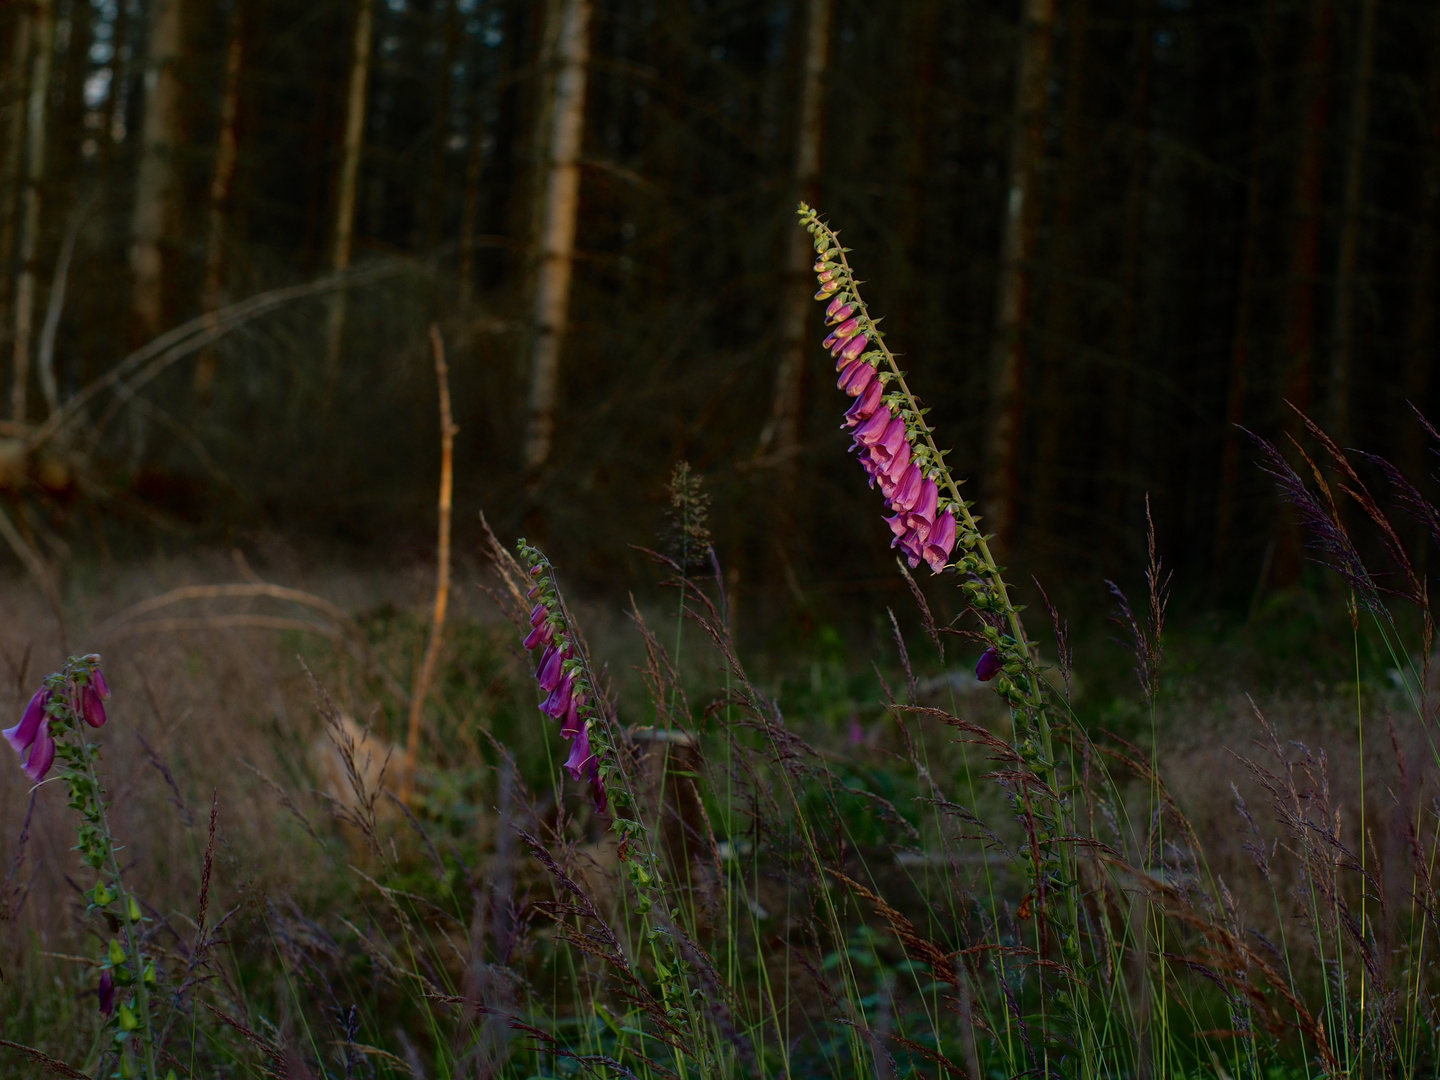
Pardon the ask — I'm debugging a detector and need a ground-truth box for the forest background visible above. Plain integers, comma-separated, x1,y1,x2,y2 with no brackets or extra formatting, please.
1,0,1434,629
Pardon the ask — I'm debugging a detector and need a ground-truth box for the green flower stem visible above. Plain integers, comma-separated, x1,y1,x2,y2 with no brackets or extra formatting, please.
75,722,159,1080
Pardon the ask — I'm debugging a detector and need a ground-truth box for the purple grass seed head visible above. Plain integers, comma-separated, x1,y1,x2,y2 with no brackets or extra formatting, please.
975,646,1003,682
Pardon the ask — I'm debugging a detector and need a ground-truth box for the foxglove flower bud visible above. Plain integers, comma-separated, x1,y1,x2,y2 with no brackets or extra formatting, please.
522,619,553,650
98,970,115,1016
975,647,1002,682
844,380,884,428
537,645,565,693
85,658,111,702
541,673,575,718
825,299,855,324
79,684,107,729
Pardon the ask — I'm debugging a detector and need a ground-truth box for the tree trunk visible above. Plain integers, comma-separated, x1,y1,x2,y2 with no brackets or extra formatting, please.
985,0,1057,555
1403,12,1440,485
323,0,376,392
521,0,592,472
1032,0,1091,562
129,0,186,345
1105,0,1155,526
457,88,486,311
426,0,461,253
1327,0,1378,445
1282,0,1334,420
193,0,247,401
0,7,35,369
1213,3,1276,582
756,0,833,492
11,0,53,424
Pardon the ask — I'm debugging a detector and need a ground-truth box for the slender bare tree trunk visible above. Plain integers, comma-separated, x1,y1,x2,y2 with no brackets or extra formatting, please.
193,0,246,401
521,0,592,472
1033,0,1090,561
426,0,460,253
757,0,832,489
1282,0,1334,419
0,8,35,367
323,0,376,392
11,0,54,424
1403,13,1440,484
129,0,186,344
1213,4,1275,581
1105,0,1155,525
985,0,1057,555
1327,0,1378,445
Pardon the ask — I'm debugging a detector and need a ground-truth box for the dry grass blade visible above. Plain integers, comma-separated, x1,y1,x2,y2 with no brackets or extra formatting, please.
0,1039,90,1079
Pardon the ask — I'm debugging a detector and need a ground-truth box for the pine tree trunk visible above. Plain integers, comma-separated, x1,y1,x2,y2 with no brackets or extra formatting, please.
1105,0,1155,526
1282,0,1334,419
985,0,1057,555
426,0,460,252
521,0,592,472
1032,0,1090,562
0,8,35,371
193,0,246,401
1327,0,1378,445
11,0,53,424
1213,3,1276,581
323,0,376,392
1403,13,1440,484
757,0,832,491
129,0,186,344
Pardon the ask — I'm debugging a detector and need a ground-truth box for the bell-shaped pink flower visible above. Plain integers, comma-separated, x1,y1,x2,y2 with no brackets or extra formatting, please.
537,645,565,693
522,620,553,650
854,408,893,447
922,511,957,573
21,723,56,782
838,333,868,362
909,478,938,526
825,298,854,323
563,724,593,781
85,659,110,702
98,969,116,1016
872,416,908,466
844,380,883,428
560,694,586,739
838,359,875,397
528,602,548,627
541,673,574,718
891,464,923,512
882,441,912,486
4,689,48,755
975,647,1003,682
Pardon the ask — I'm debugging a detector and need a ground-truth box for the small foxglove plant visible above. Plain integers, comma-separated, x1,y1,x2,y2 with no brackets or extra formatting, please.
4,656,170,1080
802,204,1077,947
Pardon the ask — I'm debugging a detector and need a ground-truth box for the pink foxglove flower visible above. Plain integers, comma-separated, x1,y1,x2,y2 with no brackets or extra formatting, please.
4,689,56,782
98,969,116,1016
976,646,1003,682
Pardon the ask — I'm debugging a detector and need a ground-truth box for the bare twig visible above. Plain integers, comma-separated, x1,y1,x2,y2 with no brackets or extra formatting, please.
401,324,458,803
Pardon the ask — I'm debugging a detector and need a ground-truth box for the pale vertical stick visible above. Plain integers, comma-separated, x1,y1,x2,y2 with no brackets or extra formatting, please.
401,323,458,804
522,0,593,472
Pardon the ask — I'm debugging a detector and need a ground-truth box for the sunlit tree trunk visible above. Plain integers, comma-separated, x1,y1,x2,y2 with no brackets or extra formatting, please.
757,0,832,492
11,0,53,424
985,0,1056,555
0,8,35,369
129,0,186,344
1213,4,1276,583
194,0,247,401
1327,0,1377,445
323,0,376,392
521,0,592,472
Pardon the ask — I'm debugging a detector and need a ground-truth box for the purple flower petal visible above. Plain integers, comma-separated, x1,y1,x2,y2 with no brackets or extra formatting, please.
882,441,912,486
4,689,47,754
923,511,957,574
909,479,938,526
833,317,860,340
22,722,55,782
839,333,868,362
588,756,607,813
522,621,553,650
892,465,923,512
839,360,875,397
814,281,840,299
975,647,1003,682
80,685,107,729
537,646,564,692
872,416,908,466
844,380,883,428
563,724,593,781
98,970,115,1016
883,512,909,538
560,694,586,739
854,408,892,447
541,673,574,718
825,300,855,325
88,662,110,702
528,602,549,627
